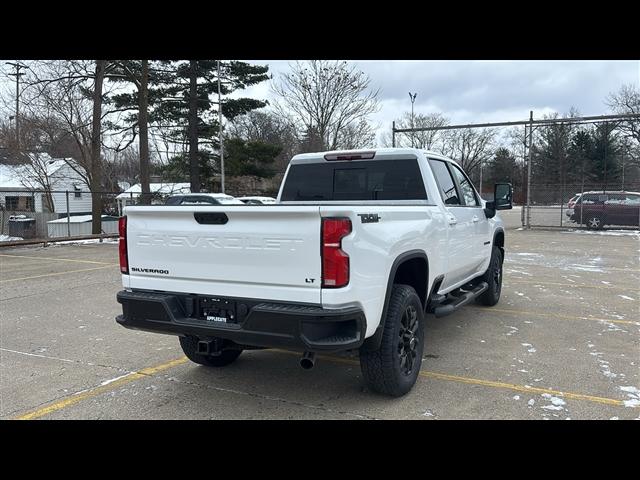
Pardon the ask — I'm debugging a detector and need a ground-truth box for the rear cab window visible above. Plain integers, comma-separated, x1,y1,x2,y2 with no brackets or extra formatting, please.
280,159,428,201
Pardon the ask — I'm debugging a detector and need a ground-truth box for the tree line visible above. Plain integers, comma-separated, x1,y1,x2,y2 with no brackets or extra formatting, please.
0,59,638,233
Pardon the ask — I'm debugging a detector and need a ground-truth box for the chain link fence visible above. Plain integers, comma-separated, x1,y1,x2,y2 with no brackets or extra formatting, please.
0,189,151,244
525,182,640,229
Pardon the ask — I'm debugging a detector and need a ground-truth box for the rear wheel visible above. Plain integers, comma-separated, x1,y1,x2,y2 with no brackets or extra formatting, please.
477,246,503,306
179,335,242,367
586,215,604,230
359,284,425,397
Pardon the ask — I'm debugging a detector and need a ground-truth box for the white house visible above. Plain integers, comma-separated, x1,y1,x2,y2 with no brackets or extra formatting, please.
116,182,191,215
0,153,92,215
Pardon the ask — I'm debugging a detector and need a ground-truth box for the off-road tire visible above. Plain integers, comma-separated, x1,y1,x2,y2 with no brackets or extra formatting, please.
179,335,242,367
477,246,503,306
359,284,425,397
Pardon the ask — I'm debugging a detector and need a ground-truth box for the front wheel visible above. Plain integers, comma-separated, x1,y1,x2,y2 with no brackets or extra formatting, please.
477,246,503,306
179,335,243,367
359,284,425,397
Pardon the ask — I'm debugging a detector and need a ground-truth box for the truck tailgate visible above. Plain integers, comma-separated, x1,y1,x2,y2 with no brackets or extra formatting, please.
124,205,322,304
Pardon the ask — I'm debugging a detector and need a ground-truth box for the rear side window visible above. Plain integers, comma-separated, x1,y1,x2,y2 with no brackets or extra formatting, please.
625,194,640,205
280,159,427,201
429,159,461,206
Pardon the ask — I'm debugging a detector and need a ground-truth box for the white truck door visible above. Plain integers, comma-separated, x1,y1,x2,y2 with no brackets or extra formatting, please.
448,162,490,276
428,159,477,288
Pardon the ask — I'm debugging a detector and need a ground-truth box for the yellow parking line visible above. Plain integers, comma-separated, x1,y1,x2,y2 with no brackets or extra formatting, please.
419,371,626,407
271,349,632,408
0,264,118,283
0,253,114,266
506,280,637,291
474,307,638,326
15,357,188,420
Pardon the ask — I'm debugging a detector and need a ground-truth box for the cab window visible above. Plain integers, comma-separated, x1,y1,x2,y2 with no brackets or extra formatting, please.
449,163,480,207
428,159,461,206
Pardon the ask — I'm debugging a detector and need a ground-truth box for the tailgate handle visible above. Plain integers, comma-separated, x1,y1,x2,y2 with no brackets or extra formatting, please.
194,212,228,225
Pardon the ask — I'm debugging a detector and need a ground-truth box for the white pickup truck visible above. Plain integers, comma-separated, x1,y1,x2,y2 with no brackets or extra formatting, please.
116,148,512,396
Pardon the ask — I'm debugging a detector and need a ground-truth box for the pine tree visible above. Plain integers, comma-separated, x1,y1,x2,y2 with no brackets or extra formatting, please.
588,123,622,188
108,60,270,192
152,60,269,191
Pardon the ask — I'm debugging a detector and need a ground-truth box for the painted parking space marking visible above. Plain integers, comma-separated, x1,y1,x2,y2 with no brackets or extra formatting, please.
471,307,639,326
0,253,115,266
0,264,118,283
271,349,636,408
15,357,188,420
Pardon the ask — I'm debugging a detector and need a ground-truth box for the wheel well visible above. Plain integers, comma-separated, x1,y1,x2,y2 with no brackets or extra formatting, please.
393,257,428,309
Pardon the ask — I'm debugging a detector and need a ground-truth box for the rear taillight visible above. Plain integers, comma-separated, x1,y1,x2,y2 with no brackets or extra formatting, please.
119,216,128,274
322,217,351,288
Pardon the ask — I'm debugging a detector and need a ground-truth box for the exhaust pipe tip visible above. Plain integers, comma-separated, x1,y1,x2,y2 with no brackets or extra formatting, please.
300,351,316,370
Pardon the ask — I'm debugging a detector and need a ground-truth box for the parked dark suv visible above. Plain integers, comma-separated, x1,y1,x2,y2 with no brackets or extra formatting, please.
569,191,640,229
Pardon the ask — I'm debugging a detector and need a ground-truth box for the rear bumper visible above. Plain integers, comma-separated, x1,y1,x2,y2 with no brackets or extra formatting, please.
116,290,366,352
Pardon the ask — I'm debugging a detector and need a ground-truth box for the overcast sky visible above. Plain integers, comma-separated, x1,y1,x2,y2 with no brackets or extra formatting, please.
1,60,638,145
237,60,640,141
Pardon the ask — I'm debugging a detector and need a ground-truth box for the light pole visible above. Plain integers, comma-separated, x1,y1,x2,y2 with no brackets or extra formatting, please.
217,59,225,194
408,92,417,148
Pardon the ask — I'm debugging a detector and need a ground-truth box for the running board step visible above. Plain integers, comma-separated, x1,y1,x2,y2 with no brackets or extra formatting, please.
432,282,489,318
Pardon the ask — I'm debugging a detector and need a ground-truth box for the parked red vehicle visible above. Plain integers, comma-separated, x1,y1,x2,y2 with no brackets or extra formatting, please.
568,191,640,229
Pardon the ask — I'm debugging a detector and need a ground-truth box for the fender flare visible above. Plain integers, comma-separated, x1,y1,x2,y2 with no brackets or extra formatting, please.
361,250,429,352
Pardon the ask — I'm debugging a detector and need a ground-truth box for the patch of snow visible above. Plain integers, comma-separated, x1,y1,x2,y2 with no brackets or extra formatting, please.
527,399,535,407
542,394,566,406
618,295,635,301
100,372,134,386
620,386,640,395
513,395,520,400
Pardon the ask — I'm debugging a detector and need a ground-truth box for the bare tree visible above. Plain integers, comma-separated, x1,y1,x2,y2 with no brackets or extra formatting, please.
18,153,56,212
441,128,496,183
23,60,112,233
271,61,379,150
394,112,450,150
226,110,299,173
606,84,640,145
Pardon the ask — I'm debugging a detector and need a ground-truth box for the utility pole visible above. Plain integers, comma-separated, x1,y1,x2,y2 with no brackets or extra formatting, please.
392,121,396,148
217,59,225,194
408,92,417,148
188,60,199,193
5,61,29,153
526,111,533,229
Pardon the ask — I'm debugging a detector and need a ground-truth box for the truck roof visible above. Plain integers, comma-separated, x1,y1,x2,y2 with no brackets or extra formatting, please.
290,148,448,164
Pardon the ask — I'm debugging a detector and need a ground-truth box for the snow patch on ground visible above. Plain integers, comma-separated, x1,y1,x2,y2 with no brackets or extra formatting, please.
620,386,640,408
618,295,635,301
0,234,24,242
561,229,640,237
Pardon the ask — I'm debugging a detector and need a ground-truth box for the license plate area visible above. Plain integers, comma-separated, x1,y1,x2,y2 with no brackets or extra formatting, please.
198,296,237,324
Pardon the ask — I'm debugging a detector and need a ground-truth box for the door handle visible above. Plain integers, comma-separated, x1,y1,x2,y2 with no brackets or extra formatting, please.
472,215,479,223
448,215,457,226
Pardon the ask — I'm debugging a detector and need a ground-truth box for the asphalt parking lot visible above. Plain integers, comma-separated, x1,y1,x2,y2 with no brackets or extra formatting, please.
1,212,639,420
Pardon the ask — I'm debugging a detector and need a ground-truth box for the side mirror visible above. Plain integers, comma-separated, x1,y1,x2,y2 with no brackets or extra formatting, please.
484,183,513,219
494,183,513,210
